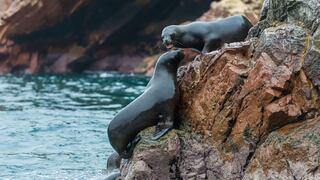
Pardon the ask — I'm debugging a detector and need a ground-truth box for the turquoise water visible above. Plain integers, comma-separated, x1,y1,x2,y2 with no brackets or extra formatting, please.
0,73,149,179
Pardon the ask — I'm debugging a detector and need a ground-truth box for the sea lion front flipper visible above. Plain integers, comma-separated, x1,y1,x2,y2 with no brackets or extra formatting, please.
152,116,174,140
203,38,221,53
121,135,141,159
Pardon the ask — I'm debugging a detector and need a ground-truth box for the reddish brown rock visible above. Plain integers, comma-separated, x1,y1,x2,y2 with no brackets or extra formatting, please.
0,0,212,74
120,128,181,180
0,0,90,37
243,118,320,180
198,0,263,24
120,0,320,179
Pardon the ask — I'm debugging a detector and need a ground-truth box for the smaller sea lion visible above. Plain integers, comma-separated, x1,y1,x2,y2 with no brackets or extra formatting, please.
108,50,185,158
161,15,253,53
107,152,121,170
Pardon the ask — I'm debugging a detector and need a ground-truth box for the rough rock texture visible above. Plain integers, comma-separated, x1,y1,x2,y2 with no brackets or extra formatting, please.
120,0,320,179
199,0,264,24
0,0,211,74
0,0,90,37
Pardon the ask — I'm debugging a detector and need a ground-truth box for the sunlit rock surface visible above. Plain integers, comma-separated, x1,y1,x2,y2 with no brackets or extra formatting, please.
199,0,263,24
120,0,320,179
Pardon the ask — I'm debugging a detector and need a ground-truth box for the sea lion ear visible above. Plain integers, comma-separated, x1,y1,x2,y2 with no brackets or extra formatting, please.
170,33,175,39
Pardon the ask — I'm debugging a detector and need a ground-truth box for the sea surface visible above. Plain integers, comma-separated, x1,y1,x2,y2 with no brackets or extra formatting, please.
0,73,149,180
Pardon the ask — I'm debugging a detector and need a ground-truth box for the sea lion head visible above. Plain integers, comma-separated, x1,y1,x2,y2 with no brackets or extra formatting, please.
161,25,180,49
157,49,185,69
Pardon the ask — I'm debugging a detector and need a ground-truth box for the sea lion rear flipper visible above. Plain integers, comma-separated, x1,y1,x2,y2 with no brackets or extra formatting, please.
152,117,174,140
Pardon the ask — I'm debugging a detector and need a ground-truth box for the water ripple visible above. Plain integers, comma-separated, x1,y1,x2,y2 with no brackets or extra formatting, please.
0,73,149,179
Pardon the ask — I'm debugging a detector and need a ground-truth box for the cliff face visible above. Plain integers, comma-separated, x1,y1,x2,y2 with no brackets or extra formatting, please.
120,0,320,179
199,0,263,23
0,0,211,74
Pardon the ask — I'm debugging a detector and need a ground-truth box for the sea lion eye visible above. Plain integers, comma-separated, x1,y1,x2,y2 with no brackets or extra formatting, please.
170,33,175,39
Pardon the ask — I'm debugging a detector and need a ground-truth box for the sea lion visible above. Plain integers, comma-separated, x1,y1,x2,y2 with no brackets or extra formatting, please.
108,49,185,158
161,15,253,53
107,152,121,170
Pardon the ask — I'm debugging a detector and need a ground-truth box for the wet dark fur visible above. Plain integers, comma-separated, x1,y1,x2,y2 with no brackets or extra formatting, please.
108,50,184,158
162,15,253,53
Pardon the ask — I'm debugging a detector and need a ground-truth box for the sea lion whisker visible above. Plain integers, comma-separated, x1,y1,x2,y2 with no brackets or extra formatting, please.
174,40,186,48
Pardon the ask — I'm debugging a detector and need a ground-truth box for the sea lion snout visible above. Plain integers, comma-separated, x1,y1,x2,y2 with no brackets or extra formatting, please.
162,26,177,49
162,37,173,49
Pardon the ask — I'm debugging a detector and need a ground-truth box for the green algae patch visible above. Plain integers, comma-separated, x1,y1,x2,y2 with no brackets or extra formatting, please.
134,127,180,152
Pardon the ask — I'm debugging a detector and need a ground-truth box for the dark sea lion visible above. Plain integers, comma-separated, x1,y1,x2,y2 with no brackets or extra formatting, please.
161,15,253,53
108,49,185,158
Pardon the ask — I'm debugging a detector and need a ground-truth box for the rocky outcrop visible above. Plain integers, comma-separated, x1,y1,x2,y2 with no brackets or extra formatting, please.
119,0,320,179
0,0,211,74
0,0,90,37
199,0,263,24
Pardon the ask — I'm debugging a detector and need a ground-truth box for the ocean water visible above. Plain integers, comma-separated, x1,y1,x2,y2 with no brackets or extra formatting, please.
0,73,149,180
